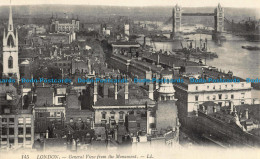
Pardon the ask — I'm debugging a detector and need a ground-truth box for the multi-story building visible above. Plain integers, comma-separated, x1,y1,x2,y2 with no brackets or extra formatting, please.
0,109,34,149
34,87,66,138
50,14,80,33
175,68,252,124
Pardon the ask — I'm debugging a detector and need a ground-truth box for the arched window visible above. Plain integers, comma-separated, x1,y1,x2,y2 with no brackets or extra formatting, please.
8,56,13,68
7,35,15,47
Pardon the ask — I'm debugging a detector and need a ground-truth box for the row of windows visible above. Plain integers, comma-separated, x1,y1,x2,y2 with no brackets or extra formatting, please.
1,137,31,144
2,118,31,124
161,96,172,101
195,93,246,101
195,83,245,91
2,127,31,135
55,63,71,66
102,113,124,120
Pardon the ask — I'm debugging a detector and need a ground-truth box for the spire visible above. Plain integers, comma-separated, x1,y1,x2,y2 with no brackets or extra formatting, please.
8,0,14,32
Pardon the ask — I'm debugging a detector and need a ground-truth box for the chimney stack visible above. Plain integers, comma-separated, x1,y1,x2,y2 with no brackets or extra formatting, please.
124,81,129,100
245,108,249,119
46,130,49,139
94,82,98,104
114,82,118,100
149,82,154,100
230,102,234,114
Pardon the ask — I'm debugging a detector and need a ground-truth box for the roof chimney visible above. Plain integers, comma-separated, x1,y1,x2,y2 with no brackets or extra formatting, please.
46,130,49,139
124,81,129,100
94,82,98,104
229,102,234,114
114,82,118,100
245,108,249,119
149,82,154,100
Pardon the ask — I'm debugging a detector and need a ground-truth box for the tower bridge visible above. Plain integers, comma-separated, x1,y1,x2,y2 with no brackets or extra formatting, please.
171,4,224,38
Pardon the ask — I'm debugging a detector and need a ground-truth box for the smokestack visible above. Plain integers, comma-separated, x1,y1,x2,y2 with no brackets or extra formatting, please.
245,108,249,119
143,36,146,47
46,130,49,139
157,54,160,66
114,82,118,100
155,74,159,89
94,82,98,104
230,102,234,114
149,82,154,100
124,81,129,100
52,89,55,105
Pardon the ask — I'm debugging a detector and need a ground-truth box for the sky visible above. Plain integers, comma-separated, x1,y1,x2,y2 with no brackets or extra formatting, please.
0,0,260,8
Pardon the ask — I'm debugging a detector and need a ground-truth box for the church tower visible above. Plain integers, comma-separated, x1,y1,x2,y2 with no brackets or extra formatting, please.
2,2,20,81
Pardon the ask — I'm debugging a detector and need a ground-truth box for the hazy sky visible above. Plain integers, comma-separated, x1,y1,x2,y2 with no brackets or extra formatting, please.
0,0,259,8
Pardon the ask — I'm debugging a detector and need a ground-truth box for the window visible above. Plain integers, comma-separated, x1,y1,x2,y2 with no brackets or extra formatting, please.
2,138,7,142
161,96,165,101
9,118,14,123
2,127,7,135
231,84,233,88
218,94,222,100
119,113,124,120
110,115,115,120
26,137,31,141
195,95,199,101
166,96,170,100
225,95,228,99
8,56,13,68
242,83,244,87
50,112,55,117
207,86,209,89
26,127,31,134
195,86,198,90
58,97,65,104
18,127,23,135
9,138,14,144
9,128,14,135
18,138,24,143
218,102,222,107
225,85,227,88
137,123,141,128
26,118,31,124
213,95,216,100
207,96,210,100
38,113,44,118
231,94,234,99
56,112,61,117
241,93,245,98
213,86,215,89
102,113,106,119
2,118,7,123
18,118,24,124
219,85,221,89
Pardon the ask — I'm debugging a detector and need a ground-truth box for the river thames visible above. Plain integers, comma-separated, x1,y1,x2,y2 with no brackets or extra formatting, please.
151,33,260,99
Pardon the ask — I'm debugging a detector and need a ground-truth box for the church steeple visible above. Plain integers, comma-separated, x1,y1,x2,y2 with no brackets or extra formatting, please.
8,0,14,32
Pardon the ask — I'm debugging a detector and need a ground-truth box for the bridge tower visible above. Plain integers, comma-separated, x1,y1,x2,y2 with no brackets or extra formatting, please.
214,3,224,32
172,4,182,38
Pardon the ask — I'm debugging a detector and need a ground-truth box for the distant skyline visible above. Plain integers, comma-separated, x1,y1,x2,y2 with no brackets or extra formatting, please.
0,0,260,8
